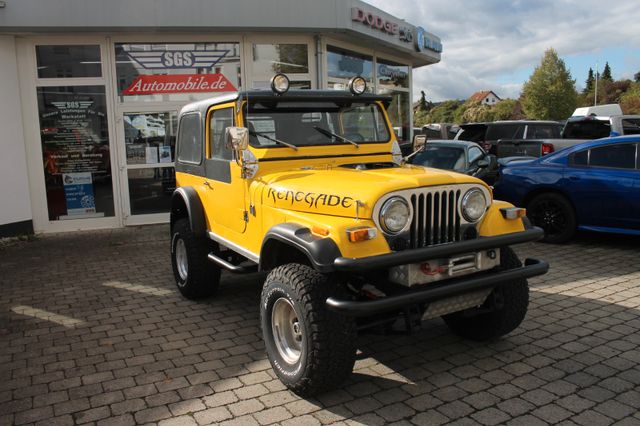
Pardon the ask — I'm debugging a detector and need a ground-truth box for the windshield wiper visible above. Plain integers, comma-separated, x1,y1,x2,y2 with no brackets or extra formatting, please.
249,130,298,151
313,126,359,148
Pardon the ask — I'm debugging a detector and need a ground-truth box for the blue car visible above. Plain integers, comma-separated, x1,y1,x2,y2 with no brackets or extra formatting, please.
493,135,640,243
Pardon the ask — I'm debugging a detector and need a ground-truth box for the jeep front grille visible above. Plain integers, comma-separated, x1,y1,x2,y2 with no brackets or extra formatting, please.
372,184,491,251
409,190,462,248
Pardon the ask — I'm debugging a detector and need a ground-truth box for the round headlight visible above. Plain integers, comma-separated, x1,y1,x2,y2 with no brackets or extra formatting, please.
380,197,410,234
461,189,487,222
270,73,290,94
348,76,367,95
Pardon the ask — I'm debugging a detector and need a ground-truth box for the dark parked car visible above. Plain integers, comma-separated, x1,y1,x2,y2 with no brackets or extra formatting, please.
408,140,499,184
493,135,640,243
455,121,563,154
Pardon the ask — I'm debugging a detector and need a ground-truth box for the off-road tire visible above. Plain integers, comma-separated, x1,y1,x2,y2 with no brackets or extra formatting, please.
527,193,576,243
170,218,220,300
260,263,357,396
442,247,529,341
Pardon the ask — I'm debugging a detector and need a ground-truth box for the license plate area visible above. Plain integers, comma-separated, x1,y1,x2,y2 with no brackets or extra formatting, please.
388,249,500,287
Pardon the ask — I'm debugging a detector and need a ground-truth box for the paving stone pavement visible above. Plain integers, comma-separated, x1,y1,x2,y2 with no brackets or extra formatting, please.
0,225,639,426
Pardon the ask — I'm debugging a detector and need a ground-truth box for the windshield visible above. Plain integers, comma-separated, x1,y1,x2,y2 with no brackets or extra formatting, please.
245,101,390,148
412,146,466,171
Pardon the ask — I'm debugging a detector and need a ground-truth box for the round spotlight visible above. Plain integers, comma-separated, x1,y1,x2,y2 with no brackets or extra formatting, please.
348,76,367,95
270,73,290,95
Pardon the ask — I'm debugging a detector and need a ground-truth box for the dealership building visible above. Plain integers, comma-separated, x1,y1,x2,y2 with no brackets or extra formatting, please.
0,0,442,236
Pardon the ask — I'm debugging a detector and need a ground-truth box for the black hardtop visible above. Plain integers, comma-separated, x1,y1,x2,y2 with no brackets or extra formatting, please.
180,90,392,117
239,90,392,107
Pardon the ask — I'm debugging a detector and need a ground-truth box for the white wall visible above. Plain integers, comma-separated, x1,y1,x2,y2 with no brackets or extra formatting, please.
0,36,32,227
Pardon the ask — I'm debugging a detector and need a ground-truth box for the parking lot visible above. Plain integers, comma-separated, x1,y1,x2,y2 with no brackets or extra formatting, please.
1,225,639,426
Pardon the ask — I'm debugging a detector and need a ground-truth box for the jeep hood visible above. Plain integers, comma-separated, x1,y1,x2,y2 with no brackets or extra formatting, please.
260,165,487,218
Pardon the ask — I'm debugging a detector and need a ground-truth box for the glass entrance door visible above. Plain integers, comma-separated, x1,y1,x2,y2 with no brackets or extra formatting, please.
31,41,121,231
118,110,177,224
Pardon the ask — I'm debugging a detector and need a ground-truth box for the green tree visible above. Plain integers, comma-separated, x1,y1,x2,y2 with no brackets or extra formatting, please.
414,108,429,127
601,62,613,81
457,99,493,123
520,48,577,120
490,99,521,120
584,68,595,93
418,90,429,111
620,82,640,114
634,71,640,83
423,100,463,123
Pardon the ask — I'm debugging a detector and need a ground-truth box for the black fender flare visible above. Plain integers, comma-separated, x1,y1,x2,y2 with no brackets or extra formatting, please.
259,223,342,273
170,187,206,236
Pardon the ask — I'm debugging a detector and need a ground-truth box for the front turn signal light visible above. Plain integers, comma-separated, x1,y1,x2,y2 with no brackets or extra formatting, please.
346,226,377,243
311,225,330,237
500,207,526,220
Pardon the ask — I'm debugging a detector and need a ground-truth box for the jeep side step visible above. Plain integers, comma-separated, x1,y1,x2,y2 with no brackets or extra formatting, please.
207,252,257,273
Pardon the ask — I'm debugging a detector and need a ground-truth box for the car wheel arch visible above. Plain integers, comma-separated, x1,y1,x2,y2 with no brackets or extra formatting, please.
171,187,206,236
259,223,342,273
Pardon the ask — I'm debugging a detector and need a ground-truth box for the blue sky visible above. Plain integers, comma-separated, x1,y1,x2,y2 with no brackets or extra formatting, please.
366,0,640,102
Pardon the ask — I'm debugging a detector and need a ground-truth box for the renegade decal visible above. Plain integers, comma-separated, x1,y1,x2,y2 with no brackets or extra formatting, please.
267,188,353,209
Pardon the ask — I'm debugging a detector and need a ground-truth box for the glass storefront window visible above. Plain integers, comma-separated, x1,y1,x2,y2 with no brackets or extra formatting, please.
36,45,102,78
37,86,114,220
327,46,373,91
115,42,241,103
382,90,410,143
377,58,409,90
376,59,410,142
252,44,309,75
124,112,177,165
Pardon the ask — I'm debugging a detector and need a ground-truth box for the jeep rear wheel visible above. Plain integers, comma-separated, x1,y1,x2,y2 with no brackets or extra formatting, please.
442,247,529,341
260,263,356,396
171,218,220,299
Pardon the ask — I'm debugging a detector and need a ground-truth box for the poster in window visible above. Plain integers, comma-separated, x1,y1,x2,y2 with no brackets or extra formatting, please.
159,146,172,163
145,146,159,164
38,86,115,220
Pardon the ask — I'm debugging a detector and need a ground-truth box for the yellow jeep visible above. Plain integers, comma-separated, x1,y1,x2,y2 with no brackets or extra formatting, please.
170,75,548,396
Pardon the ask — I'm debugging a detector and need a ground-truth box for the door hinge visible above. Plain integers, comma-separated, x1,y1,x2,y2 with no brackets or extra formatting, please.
243,211,249,222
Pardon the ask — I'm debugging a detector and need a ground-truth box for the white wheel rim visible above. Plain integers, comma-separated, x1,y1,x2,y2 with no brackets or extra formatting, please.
271,297,303,365
175,238,188,282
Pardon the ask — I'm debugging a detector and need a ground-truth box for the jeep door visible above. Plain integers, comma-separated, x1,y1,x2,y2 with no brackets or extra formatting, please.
202,104,248,235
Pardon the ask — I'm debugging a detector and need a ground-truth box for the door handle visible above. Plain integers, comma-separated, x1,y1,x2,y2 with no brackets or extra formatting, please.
203,181,212,188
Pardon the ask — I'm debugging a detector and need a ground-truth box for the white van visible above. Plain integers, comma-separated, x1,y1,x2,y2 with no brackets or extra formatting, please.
571,103,623,117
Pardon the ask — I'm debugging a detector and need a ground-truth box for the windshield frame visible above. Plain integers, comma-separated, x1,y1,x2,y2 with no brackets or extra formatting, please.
242,100,392,149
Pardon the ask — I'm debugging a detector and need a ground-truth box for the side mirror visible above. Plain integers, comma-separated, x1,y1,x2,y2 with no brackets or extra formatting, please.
225,127,249,151
477,157,490,168
413,134,427,151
